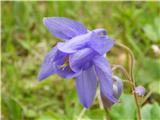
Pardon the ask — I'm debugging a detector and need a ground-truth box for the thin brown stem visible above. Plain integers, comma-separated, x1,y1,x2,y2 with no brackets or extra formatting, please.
123,80,135,86
114,42,142,120
112,65,130,80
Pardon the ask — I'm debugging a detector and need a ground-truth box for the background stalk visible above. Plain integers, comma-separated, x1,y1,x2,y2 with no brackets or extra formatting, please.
115,42,142,120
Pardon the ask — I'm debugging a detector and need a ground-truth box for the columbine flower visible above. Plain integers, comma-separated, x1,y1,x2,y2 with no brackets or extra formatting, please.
135,86,145,96
38,17,119,108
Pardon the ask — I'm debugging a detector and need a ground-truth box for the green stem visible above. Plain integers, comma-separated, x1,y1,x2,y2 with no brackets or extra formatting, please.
141,91,152,105
115,42,142,120
77,108,86,120
123,80,135,86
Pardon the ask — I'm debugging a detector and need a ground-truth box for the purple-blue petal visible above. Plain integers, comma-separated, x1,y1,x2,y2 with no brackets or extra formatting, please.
43,17,87,41
37,47,58,80
112,76,123,99
69,48,97,72
55,64,80,79
101,76,123,108
57,32,92,53
93,56,117,103
88,29,114,55
76,66,97,108
92,28,107,36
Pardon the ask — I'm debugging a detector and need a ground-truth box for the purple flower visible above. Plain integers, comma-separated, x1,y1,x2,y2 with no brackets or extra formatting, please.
38,17,118,108
135,86,145,96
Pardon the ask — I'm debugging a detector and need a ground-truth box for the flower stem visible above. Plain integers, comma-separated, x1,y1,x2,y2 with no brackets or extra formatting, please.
112,64,130,81
112,65,135,87
98,91,107,120
123,80,135,86
115,42,142,120
141,91,152,105
77,108,86,120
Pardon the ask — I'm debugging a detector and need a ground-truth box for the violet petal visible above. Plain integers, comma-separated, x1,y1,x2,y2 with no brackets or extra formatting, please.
93,56,117,103
37,47,58,80
76,66,97,108
43,17,87,41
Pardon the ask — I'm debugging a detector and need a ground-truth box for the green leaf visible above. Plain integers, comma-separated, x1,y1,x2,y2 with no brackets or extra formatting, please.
110,94,136,120
36,112,64,120
142,103,160,120
141,104,152,120
136,58,160,85
154,17,160,38
85,109,105,120
151,103,160,120
36,115,55,120
149,81,160,94
24,109,37,118
2,96,22,120
143,24,158,42
17,40,31,51
143,17,160,42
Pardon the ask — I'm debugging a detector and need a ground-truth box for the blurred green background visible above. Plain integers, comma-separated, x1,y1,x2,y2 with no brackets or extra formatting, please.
1,1,160,120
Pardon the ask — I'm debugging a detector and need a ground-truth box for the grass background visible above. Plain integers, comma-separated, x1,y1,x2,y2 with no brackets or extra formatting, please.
1,1,160,120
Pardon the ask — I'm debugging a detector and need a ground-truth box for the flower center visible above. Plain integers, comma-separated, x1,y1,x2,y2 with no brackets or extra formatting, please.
59,56,70,70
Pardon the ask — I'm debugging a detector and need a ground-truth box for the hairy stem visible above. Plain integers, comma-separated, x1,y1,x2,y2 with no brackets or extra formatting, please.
114,42,142,120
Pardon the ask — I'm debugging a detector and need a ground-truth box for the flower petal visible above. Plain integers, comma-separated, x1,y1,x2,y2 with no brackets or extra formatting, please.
37,47,58,80
88,29,114,55
93,56,117,103
112,76,123,98
101,92,113,108
93,28,107,36
76,66,97,108
101,76,123,108
57,32,91,53
55,65,80,79
43,17,87,41
69,48,97,72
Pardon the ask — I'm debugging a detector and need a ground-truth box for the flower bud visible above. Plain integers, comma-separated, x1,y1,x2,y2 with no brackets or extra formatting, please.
101,76,123,108
135,86,145,96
